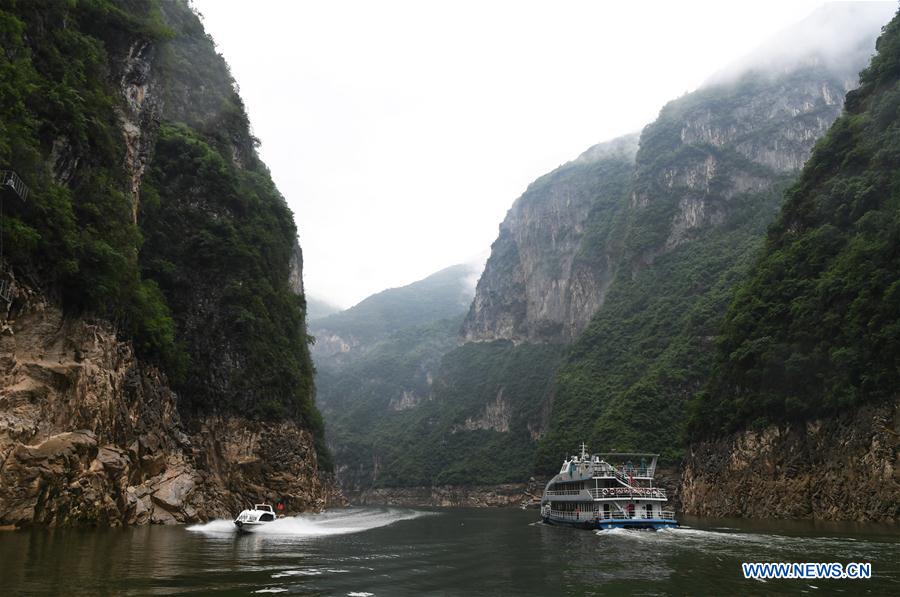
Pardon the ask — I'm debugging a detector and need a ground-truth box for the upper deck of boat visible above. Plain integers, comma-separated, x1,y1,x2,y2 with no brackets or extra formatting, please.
556,450,660,481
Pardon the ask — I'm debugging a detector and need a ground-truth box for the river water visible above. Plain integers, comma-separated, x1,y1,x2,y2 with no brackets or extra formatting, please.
1,507,898,595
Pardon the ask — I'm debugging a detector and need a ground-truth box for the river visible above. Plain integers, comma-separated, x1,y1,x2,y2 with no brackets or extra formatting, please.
1,508,898,595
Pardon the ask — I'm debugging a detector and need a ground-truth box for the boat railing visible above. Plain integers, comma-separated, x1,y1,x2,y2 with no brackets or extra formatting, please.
592,463,656,480
588,487,667,499
597,509,676,521
548,509,676,521
548,509,589,520
545,489,582,496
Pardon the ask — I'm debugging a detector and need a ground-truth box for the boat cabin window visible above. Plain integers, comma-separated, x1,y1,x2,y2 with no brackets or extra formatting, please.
259,513,275,522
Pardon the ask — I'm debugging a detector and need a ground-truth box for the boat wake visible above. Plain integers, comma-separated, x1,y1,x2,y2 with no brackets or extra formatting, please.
186,507,430,537
594,525,894,560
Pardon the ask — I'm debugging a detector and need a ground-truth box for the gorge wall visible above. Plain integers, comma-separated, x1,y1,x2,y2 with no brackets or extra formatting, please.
685,6,900,522
0,0,337,526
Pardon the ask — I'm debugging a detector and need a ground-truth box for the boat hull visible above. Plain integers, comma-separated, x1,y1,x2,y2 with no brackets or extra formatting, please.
542,515,678,531
233,520,269,533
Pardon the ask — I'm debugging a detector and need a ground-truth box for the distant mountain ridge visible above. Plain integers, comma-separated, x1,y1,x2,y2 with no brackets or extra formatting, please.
310,263,477,364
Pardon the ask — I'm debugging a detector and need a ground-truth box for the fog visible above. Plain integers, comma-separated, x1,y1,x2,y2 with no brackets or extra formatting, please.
706,2,895,86
190,0,893,308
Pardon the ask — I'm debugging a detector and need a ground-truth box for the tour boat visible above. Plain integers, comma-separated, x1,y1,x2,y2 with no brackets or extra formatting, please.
540,444,677,530
233,504,277,532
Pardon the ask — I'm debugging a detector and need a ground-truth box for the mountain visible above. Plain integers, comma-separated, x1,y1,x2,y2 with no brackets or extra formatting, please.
311,263,481,490
311,263,477,365
536,55,860,466
683,7,900,521
0,0,337,527
461,134,639,343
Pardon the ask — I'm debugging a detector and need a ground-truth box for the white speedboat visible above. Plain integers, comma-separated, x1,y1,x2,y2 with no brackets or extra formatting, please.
540,444,678,530
233,504,277,532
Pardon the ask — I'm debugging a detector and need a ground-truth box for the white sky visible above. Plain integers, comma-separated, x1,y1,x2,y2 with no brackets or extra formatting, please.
191,0,866,308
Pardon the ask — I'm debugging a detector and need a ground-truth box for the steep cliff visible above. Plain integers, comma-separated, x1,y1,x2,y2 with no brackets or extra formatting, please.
685,7,900,521
461,135,638,344
682,400,899,521
535,5,892,469
0,0,336,526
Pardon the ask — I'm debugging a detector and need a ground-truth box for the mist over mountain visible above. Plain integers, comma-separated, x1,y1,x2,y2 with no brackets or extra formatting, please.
310,263,478,365
314,2,897,510
705,2,894,87
306,295,342,322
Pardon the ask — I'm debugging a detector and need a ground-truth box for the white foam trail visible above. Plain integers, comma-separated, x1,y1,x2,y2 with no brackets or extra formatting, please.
186,507,430,537
594,524,894,561
186,519,235,533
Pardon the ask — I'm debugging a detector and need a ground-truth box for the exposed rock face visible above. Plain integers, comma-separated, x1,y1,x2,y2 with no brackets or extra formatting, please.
388,390,424,412
681,400,900,521
288,241,305,296
462,72,852,347
461,135,638,344
632,70,853,258
0,279,340,527
116,38,163,224
456,389,511,433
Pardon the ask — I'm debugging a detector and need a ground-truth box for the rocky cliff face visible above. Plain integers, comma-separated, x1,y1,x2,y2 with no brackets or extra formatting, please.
0,279,340,527
461,135,638,344
682,399,899,521
460,71,851,347
628,68,853,262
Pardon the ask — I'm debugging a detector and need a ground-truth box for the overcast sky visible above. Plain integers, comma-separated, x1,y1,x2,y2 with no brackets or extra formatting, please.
191,0,884,308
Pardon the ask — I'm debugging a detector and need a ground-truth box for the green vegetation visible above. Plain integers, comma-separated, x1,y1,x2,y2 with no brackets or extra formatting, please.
314,262,565,488
0,0,181,367
141,124,316,427
322,330,563,487
690,12,900,438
